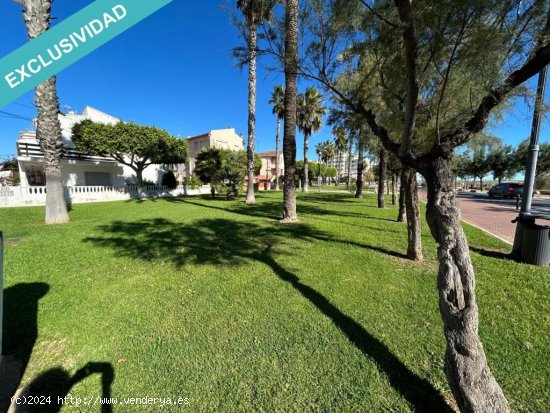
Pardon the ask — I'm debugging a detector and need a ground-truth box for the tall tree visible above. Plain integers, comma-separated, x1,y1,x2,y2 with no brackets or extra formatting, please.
333,126,348,185
236,0,276,204
16,0,69,224
402,165,422,261
299,1,550,410
514,139,550,179
280,0,299,222
465,133,502,190
388,153,401,205
297,87,327,192
355,132,366,198
269,84,285,190
377,146,387,208
488,144,517,184
328,106,358,189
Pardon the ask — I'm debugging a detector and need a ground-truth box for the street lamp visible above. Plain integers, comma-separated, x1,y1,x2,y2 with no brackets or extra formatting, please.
511,65,549,262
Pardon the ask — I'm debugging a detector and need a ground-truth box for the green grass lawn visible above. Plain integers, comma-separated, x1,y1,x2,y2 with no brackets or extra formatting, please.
0,192,548,412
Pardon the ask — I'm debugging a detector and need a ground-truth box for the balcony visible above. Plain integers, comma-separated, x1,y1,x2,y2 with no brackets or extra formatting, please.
17,141,116,163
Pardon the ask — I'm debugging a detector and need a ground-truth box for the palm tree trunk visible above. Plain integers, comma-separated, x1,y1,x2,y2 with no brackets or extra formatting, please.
275,117,281,191
337,150,342,185
246,22,257,205
281,0,298,222
303,133,309,192
423,158,509,413
36,77,70,224
378,147,387,208
19,0,69,224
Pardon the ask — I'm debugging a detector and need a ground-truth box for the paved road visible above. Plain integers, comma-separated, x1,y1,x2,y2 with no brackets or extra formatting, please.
456,192,550,244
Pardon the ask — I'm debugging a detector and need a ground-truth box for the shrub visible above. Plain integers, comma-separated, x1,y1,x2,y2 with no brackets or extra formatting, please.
183,174,202,190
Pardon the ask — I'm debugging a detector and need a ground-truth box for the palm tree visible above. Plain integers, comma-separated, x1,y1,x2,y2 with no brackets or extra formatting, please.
236,0,276,204
324,141,336,185
269,85,285,191
315,142,324,190
297,87,326,192
16,0,69,224
280,0,298,222
333,127,347,185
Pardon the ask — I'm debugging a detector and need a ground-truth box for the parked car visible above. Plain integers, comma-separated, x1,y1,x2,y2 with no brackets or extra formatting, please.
488,182,523,198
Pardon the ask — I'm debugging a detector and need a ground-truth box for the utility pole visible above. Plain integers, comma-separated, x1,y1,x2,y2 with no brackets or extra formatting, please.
512,66,547,256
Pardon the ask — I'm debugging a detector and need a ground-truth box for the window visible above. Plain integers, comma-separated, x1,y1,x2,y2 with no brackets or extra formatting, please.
27,168,45,186
85,172,111,186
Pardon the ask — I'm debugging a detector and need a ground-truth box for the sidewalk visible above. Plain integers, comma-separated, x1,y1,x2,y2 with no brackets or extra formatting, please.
418,191,518,244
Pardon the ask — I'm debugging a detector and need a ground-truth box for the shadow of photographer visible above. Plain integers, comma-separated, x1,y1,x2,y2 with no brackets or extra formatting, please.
1,283,114,413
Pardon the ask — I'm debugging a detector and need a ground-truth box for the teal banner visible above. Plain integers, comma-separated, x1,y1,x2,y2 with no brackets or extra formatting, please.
0,0,172,108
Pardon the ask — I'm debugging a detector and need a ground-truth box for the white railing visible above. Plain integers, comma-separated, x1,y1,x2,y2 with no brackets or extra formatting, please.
0,185,211,208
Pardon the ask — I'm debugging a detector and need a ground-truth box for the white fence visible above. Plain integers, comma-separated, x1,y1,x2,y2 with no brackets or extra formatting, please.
0,185,212,208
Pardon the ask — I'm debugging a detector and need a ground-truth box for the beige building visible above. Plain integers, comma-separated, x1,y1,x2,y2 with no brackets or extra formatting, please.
257,150,284,190
182,128,244,178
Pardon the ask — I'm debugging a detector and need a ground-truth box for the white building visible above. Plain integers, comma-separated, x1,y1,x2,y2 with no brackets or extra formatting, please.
16,106,167,188
327,151,371,179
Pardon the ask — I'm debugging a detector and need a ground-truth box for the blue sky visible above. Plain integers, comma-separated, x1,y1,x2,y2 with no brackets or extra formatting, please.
0,0,548,161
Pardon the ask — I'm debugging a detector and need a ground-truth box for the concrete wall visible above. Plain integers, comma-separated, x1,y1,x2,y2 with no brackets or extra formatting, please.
0,185,212,208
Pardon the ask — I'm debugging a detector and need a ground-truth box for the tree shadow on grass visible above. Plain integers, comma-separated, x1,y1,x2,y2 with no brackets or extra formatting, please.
1,283,114,413
84,218,451,411
165,196,402,224
469,247,512,260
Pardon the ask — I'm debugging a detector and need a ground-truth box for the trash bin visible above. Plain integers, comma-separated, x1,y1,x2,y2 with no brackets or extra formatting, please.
521,223,550,267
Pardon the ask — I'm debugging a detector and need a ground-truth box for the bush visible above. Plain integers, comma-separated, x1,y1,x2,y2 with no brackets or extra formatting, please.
183,173,202,190
161,170,178,189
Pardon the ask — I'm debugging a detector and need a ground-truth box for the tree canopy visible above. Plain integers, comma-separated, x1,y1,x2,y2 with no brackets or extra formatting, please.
72,121,188,193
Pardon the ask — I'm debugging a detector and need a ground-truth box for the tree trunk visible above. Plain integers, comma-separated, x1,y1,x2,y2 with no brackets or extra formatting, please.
378,147,387,208
246,22,257,205
303,133,309,192
480,176,483,191
403,166,422,261
135,168,146,199
275,117,281,191
318,161,322,192
422,157,509,413
355,139,364,198
347,136,353,189
391,173,397,205
397,167,406,222
337,150,342,185
36,77,70,224
281,0,298,223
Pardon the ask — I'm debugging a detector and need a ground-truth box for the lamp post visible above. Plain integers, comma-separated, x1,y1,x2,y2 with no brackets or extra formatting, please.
512,65,548,257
